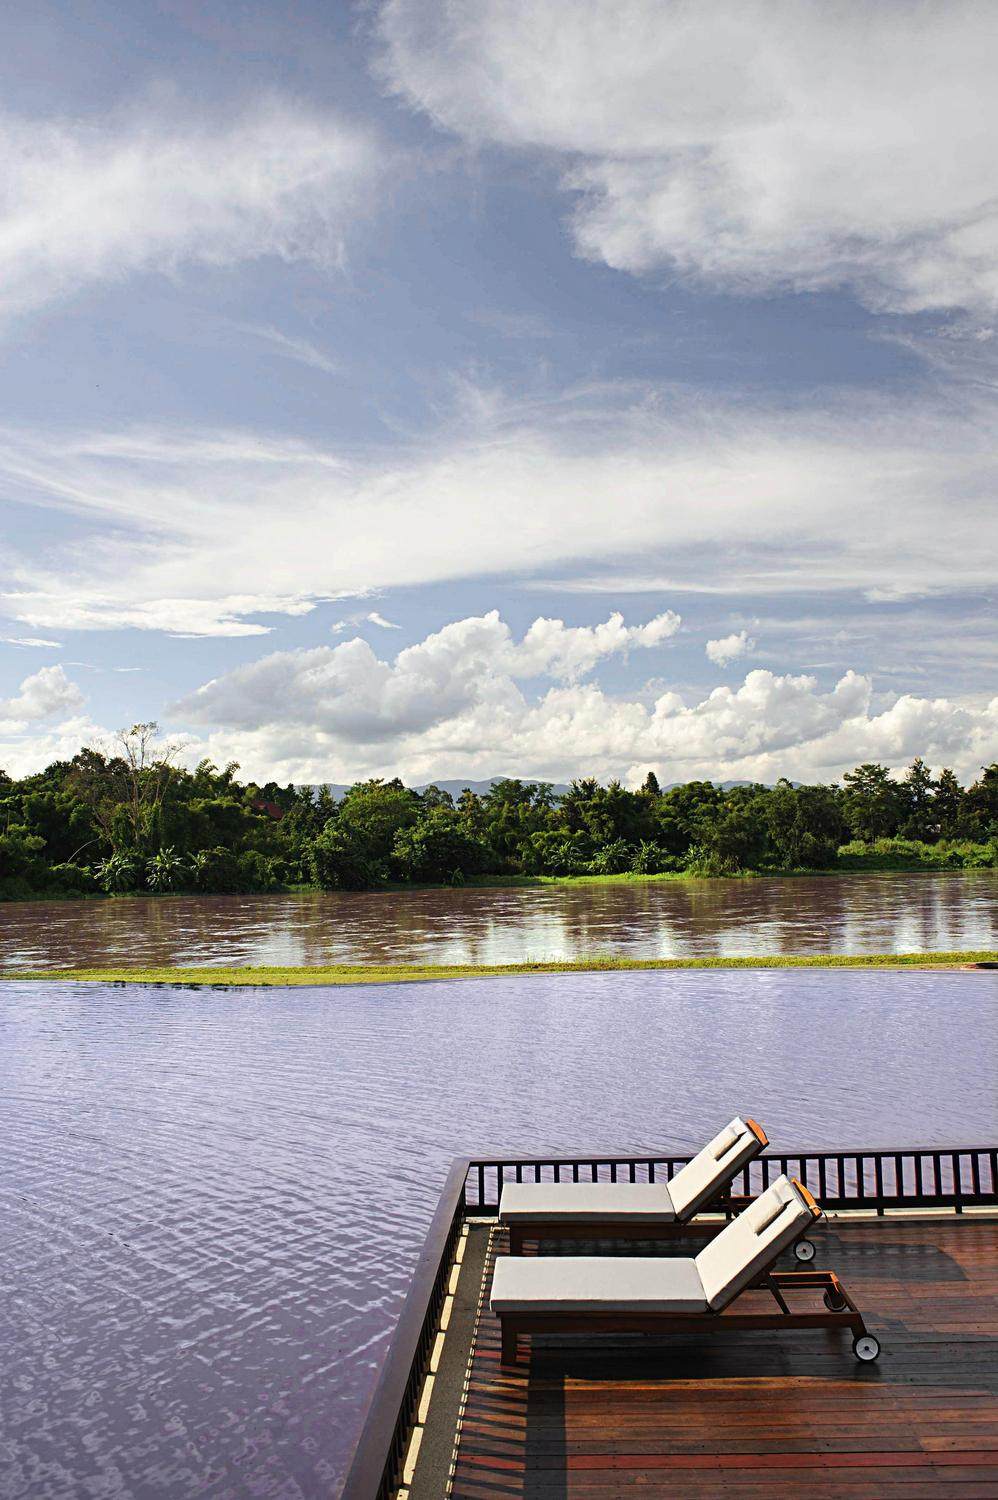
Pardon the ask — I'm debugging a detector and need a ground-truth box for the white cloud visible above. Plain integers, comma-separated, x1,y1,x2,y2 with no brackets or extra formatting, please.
332,610,402,634
3,592,318,639
379,0,998,313
0,715,106,778
515,610,680,679
232,322,341,376
0,98,379,323
706,629,753,666
2,636,62,648
178,609,681,737
1,377,995,638
0,666,84,729
166,610,998,786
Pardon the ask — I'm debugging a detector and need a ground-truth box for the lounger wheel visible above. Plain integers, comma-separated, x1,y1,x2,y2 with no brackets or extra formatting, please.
794,1239,815,1262
852,1334,881,1362
823,1288,847,1312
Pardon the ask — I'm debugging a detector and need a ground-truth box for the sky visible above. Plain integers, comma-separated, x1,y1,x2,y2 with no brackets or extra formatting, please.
0,0,996,789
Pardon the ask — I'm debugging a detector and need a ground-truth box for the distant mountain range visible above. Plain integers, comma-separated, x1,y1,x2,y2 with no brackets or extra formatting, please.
309,777,788,799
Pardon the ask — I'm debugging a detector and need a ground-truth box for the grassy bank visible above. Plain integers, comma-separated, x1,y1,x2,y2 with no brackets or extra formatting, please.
5,951,995,987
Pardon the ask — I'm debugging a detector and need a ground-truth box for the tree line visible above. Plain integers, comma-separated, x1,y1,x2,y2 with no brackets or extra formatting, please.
1,724,996,899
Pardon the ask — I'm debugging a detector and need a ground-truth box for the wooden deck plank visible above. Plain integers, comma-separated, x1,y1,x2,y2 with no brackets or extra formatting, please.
443,1219,998,1499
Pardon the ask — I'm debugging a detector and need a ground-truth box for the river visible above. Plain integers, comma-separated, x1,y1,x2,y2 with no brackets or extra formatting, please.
1,871,995,970
1,966,996,1497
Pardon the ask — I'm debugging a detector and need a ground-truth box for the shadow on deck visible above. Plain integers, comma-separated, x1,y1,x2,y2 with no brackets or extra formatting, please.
409,1216,998,1499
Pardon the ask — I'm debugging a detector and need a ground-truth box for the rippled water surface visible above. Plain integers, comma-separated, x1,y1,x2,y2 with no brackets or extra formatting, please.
1,970,996,1498
1,872,995,970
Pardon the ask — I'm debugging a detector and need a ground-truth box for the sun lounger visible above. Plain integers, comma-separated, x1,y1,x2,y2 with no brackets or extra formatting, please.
491,1174,880,1365
499,1117,774,1254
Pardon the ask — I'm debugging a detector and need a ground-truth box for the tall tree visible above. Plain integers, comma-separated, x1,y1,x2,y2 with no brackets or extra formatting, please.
841,763,902,842
900,757,938,840
933,768,966,838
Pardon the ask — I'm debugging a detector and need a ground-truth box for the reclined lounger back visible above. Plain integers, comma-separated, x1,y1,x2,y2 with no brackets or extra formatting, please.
498,1116,765,1227
666,1116,764,1220
695,1176,817,1310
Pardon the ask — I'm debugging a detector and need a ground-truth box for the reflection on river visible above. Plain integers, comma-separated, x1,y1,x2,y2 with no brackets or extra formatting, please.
1,970,996,1498
0,872,995,969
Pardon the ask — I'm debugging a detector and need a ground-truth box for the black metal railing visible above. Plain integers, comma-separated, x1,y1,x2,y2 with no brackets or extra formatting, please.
463,1144,998,1216
341,1144,998,1499
341,1157,468,1500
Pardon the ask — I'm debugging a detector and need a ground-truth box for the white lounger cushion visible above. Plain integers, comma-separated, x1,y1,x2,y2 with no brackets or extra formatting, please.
489,1176,815,1321
665,1117,759,1221
500,1180,676,1224
491,1254,707,1313
498,1116,761,1227
695,1176,813,1311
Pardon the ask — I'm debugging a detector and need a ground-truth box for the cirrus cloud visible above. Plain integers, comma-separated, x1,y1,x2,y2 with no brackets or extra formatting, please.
0,97,379,324
1,377,996,639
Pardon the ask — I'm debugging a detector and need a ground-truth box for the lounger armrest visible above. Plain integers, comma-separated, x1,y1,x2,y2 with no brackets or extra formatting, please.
791,1177,822,1219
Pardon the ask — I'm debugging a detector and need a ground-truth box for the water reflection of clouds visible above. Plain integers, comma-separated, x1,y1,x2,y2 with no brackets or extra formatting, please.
0,874,995,970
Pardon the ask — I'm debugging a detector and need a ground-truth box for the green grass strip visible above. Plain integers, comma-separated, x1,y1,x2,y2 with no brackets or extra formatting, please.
3,951,995,987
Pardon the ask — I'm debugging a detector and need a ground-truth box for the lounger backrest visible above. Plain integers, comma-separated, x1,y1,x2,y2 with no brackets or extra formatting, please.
667,1116,765,1221
695,1175,820,1311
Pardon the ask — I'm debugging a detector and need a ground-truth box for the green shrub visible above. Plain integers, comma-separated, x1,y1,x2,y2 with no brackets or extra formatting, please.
46,862,99,895
391,813,490,884
94,852,141,893
309,825,388,890
587,839,634,875
630,841,672,874
835,838,997,870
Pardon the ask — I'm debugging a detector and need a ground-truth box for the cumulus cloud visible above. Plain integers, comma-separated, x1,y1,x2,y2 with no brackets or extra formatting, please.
167,610,998,786
1,377,996,637
379,0,998,313
178,609,681,737
515,610,679,679
0,666,84,728
706,629,753,666
0,715,107,778
0,98,378,322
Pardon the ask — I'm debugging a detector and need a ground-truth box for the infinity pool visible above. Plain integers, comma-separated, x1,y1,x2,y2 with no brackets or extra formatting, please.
1,970,995,1497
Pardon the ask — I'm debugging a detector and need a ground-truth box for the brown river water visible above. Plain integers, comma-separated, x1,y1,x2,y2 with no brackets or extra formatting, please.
1,871,995,969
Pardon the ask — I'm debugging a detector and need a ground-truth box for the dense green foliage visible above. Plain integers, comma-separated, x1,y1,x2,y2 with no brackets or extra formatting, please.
1,727,996,900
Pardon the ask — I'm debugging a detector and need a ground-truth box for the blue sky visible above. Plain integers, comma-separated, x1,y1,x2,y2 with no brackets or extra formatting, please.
1,0,996,786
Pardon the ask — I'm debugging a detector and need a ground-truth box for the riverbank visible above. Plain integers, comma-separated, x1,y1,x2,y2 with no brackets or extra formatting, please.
5,858,998,905
6,951,995,986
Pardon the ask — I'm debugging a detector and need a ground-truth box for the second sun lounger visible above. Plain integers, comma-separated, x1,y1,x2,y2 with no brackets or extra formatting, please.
499,1116,770,1253
492,1175,881,1366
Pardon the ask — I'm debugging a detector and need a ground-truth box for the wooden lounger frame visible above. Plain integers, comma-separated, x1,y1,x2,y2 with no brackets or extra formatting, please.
497,1182,875,1366
506,1118,769,1254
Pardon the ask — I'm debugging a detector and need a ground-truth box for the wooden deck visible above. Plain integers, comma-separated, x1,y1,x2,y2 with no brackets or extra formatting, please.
413,1216,998,1499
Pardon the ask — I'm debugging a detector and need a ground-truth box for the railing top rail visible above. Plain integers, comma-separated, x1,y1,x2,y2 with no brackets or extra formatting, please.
464,1144,997,1167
